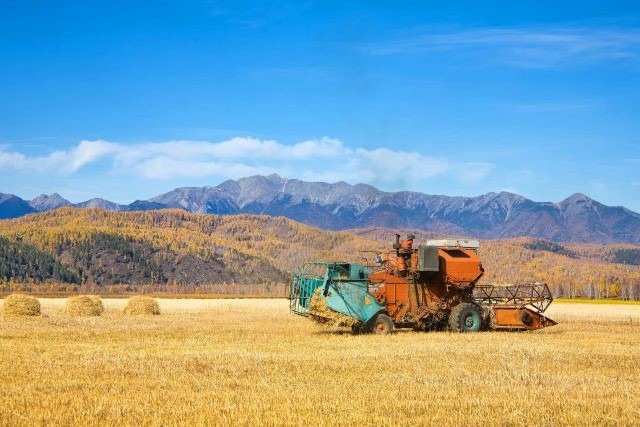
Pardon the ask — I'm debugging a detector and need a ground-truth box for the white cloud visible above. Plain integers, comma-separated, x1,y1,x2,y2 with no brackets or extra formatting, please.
0,137,494,188
458,162,496,182
633,181,640,187
353,26,640,68
0,140,118,174
0,148,65,171
0,150,28,169
134,157,271,180
66,140,120,172
499,187,519,194
356,147,449,176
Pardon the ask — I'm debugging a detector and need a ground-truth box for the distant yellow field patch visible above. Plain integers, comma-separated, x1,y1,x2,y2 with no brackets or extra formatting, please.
554,298,640,305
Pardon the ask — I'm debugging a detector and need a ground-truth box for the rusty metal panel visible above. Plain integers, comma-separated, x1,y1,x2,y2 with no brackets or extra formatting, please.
493,306,557,330
417,245,439,272
439,248,483,286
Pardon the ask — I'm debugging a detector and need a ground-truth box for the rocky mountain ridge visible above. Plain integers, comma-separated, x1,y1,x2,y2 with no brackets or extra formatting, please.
2,174,639,244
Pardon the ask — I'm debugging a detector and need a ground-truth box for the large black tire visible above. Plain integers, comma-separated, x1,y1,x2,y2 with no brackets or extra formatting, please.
449,303,483,332
372,313,395,335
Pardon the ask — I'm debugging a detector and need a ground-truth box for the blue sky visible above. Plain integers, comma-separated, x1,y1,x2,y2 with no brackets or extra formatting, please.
1,1,639,212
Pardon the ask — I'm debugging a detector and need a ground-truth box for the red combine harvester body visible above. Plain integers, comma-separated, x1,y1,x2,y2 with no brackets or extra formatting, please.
291,234,557,334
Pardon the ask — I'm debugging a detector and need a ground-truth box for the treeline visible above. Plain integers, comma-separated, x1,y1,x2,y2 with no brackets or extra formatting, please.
352,231,640,300
480,238,640,300
0,281,289,297
0,209,298,290
66,232,166,284
0,208,639,299
0,207,376,279
0,236,79,284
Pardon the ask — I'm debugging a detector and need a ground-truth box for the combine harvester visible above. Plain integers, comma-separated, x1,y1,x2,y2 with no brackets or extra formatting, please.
290,234,556,333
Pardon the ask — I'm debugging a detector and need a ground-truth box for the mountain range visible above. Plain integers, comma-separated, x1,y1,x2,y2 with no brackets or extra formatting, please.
2,174,640,244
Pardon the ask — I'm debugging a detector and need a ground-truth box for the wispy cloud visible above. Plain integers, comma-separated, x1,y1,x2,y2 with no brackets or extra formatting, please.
0,138,494,189
0,140,119,174
248,66,338,80
352,26,640,67
512,101,598,113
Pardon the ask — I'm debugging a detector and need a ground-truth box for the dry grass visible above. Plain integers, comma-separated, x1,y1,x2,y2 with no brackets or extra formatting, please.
123,296,160,315
1,294,40,316
0,299,639,426
62,295,104,317
546,302,640,323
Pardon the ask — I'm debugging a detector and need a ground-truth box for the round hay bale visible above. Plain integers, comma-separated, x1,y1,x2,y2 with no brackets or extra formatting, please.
123,296,160,315
3,294,41,316
64,295,104,317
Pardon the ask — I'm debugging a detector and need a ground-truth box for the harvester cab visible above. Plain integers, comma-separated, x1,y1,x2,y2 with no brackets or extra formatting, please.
290,234,557,334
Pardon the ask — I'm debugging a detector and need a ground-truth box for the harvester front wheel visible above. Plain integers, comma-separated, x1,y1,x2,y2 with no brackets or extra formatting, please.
449,303,483,332
372,313,394,334
351,322,364,335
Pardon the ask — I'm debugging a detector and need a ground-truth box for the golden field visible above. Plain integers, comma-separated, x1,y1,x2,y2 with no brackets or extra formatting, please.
1,299,639,426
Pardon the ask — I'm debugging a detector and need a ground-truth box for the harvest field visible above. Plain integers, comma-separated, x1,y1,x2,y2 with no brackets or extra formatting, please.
1,299,639,426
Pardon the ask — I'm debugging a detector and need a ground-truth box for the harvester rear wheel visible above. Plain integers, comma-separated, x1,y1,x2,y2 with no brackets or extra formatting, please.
372,313,394,334
449,303,483,332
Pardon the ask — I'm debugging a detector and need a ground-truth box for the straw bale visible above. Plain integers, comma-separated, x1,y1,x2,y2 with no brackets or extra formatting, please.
3,294,41,316
308,288,356,327
123,296,160,315
64,295,104,317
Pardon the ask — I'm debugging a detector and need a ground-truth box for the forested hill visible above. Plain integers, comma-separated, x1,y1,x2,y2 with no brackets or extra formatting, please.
1,208,639,298
0,208,382,288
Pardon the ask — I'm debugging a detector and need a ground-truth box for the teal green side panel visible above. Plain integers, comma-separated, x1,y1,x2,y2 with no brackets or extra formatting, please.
299,277,324,309
290,262,381,321
325,280,384,323
290,275,324,315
